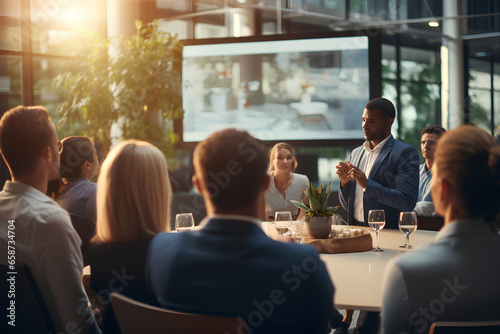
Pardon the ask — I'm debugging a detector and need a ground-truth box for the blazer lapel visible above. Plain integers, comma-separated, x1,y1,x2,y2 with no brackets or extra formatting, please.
368,135,394,179
352,147,365,168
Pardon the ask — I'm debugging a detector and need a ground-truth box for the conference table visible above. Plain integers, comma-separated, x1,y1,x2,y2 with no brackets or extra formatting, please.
83,224,438,313
262,222,438,312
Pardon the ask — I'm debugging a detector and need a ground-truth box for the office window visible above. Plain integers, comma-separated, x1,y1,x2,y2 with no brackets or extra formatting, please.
32,56,79,136
469,88,491,132
0,56,22,111
470,59,492,89
30,0,102,56
158,19,190,40
494,91,500,129
156,0,190,11
400,82,440,149
0,1,21,51
382,44,397,80
469,58,497,133
381,80,398,137
195,22,226,39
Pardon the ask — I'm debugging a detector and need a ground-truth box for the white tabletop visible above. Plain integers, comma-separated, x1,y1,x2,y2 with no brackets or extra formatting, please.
321,227,437,311
261,222,438,312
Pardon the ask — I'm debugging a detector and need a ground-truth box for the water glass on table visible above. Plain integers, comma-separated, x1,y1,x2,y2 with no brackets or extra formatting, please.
368,209,386,252
399,211,418,249
289,222,305,244
332,214,343,225
175,213,195,232
274,211,292,241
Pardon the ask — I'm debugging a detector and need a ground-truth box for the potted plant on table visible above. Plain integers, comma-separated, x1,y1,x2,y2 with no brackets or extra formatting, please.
291,182,339,239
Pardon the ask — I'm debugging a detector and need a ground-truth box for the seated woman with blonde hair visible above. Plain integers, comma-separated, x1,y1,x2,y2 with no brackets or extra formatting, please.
88,140,172,333
381,125,500,334
265,142,309,220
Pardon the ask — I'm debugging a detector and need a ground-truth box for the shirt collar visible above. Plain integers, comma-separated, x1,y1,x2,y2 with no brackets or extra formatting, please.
3,181,54,204
434,219,492,242
63,177,90,183
199,214,262,228
424,162,432,174
363,134,391,153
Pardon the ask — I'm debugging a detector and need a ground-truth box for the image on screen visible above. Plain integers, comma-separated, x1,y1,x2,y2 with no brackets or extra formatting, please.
181,34,376,143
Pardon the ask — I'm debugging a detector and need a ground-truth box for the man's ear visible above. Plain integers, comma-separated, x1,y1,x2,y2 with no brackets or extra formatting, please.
386,117,394,128
43,146,52,162
192,174,203,194
440,178,450,202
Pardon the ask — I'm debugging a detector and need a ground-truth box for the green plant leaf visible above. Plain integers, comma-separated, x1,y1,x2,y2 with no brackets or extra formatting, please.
309,196,322,211
320,199,328,212
318,185,328,204
291,200,311,212
310,182,318,198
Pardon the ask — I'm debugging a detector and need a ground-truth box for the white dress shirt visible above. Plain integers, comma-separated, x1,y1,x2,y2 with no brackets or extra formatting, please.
0,181,100,333
353,135,391,222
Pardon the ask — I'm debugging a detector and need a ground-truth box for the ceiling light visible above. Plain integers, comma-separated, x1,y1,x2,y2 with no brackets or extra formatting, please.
428,21,439,27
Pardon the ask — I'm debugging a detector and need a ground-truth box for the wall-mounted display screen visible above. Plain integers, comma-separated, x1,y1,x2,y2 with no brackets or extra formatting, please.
178,32,381,145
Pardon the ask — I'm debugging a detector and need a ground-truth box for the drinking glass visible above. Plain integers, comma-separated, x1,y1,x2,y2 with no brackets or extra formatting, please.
274,211,292,241
332,214,343,226
289,222,305,244
399,211,418,249
368,209,385,252
175,213,195,232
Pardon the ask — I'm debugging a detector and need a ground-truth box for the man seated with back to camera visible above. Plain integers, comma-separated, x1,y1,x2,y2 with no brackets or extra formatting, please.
146,128,334,334
0,105,101,333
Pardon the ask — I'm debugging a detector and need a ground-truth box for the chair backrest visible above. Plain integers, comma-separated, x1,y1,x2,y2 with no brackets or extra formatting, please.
417,216,445,231
69,213,95,267
0,264,56,334
110,292,246,334
429,320,500,334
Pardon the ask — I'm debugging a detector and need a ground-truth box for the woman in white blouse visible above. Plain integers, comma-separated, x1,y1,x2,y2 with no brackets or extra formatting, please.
265,142,309,220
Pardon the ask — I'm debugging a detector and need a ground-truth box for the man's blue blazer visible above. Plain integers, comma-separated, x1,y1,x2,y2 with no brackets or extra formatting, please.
146,218,334,334
339,135,419,229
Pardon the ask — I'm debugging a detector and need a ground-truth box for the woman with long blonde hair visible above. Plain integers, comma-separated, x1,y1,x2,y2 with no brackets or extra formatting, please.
88,140,172,333
265,142,309,220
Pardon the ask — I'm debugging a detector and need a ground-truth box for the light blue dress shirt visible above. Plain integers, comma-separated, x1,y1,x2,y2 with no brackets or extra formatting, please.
417,163,432,202
414,163,436,216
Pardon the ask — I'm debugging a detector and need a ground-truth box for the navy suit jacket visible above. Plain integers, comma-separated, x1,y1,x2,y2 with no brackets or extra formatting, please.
146,218,334,334
339,135,419,229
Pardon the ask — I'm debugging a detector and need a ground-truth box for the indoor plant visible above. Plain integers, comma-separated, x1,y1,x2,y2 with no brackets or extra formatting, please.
291,182,339,239
55,20,183,157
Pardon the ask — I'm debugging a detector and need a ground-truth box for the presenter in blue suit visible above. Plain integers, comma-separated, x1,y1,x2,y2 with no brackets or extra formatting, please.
337,97,419,230
334,97,419,334
146,129,334,334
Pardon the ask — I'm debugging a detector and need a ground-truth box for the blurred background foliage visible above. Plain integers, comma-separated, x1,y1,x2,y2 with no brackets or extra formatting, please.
55,20,183,157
